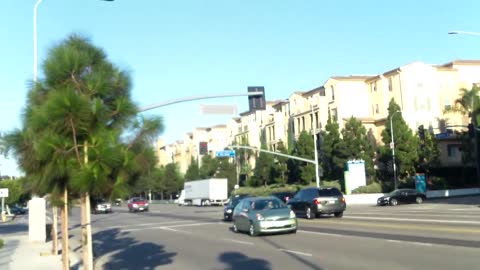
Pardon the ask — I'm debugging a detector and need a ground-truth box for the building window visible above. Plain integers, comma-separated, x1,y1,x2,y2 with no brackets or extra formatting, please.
388,77,393,91
302,116,306,131
444,98,452,111
332,108,338,122
320,88,326,96
375,104,379,114
331,85,335,101
315,112,319,129
372,82,377,92
447,144,460,158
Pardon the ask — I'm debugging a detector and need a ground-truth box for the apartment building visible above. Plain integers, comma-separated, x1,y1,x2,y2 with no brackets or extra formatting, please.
158,59,480,171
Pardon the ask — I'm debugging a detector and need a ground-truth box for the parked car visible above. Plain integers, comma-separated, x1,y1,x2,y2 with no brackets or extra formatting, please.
271,191,295,203
127,197,149,212
377,189,426,206
232,196,297,236
223,194,251,221
8,205,27,215
90,198,112,214
287,187,346,219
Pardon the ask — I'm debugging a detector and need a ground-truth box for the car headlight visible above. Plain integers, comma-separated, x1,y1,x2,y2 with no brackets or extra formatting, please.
290,210,296,218
145,203,149,206
132,203,138,207
256,213,265,221
226,209,232,213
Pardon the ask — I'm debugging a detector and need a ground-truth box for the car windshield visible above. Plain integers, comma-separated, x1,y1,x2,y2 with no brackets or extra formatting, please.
132,198,145,202
251,199,286,210
229,196,246,207
388,190,401,196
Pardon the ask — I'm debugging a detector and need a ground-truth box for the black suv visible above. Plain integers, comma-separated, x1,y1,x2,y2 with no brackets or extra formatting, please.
223,194,251,221
287,187,346,219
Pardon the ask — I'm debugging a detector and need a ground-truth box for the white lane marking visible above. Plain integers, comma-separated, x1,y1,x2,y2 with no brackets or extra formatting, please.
222,238,254,245
279,249,312,257
298,230,344,238
159,227,192,234
164,222,219,228
121,222,220,232
349,212,477,219
110,220,193,229
387,239,433,247
344,216,480,225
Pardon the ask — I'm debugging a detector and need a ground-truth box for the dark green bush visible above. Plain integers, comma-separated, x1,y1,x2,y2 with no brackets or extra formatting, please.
352,182,382,194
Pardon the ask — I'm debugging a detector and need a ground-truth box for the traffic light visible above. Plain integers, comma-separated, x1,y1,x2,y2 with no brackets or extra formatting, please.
418,125,425,140
468,123,475,138
248,86,266,112
199,142,208,155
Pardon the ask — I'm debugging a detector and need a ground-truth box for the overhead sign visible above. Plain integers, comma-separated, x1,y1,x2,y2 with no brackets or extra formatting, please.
0,188,8,198
435,133,450,139
216,150,236,158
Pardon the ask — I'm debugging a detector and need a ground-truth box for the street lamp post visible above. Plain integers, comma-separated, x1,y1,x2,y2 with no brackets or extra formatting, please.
311,105,320,188
33,0,44,82
448,30,480,36
390,110,401,190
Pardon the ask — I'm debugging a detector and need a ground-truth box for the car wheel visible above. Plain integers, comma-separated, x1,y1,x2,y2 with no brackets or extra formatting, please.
249,223,257,237
416,196,424,204
291,229,297,234
390,198,398,206
233,223,239,233
305,206,314,219
334,211,343,218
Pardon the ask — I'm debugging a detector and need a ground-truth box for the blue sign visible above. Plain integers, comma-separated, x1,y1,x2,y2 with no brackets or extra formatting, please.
415,173,426,193
216,150,236,158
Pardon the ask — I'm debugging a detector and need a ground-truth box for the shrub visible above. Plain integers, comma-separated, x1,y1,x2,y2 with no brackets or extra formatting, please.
0,239,4,249
352,182,382,194
321,180,342,191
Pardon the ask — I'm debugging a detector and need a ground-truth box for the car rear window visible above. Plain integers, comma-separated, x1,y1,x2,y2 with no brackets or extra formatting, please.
251,199,286,210
318,188,342,197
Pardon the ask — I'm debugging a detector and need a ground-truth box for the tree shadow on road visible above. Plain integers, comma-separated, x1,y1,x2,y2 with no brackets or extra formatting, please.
261,236,323,270
91,228,176,270
219,251,271,270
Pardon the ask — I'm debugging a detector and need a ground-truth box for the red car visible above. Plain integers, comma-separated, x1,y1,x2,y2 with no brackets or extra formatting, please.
127,197,149,212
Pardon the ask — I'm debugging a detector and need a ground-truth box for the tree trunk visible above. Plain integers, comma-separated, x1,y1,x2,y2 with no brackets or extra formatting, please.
51,206,58,255
61,188,69,270
81,192,94,270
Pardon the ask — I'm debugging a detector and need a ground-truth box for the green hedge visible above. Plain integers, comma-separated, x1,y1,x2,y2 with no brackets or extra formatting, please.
234,180,343,197
352,182,382,194
0,239,4,249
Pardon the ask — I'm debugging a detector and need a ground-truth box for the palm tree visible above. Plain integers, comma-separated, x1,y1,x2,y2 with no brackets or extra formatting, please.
445,85,480,181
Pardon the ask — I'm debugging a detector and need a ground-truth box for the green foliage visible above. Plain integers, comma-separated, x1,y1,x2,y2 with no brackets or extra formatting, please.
292,131,315,184
273,141,289,185
199,155,219,179
321,116,345,180
251,132,275,187
163,163,183,193
0,239,3,249
0,34,164,202
417,130,441,170
351,182,382,194
0,179,24,205
184,157,199,181
215,158,238,193
320,180,342,191
341,117,376,180
378,99,419,180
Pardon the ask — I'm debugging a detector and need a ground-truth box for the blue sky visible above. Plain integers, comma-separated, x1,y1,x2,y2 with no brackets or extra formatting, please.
1,0,479,177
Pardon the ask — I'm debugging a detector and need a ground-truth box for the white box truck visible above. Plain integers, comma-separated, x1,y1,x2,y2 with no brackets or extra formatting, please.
183,178,228,206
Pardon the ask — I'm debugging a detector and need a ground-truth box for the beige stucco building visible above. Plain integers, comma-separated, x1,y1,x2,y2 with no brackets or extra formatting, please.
158,59,480,173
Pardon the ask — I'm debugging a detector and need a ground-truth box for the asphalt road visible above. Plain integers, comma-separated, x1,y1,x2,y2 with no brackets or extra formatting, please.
67,197,480,270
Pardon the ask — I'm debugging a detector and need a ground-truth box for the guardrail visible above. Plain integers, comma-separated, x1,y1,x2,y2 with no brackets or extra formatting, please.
344,188,480,205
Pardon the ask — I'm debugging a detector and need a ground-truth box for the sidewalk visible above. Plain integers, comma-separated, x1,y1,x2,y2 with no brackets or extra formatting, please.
0,215,81,270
